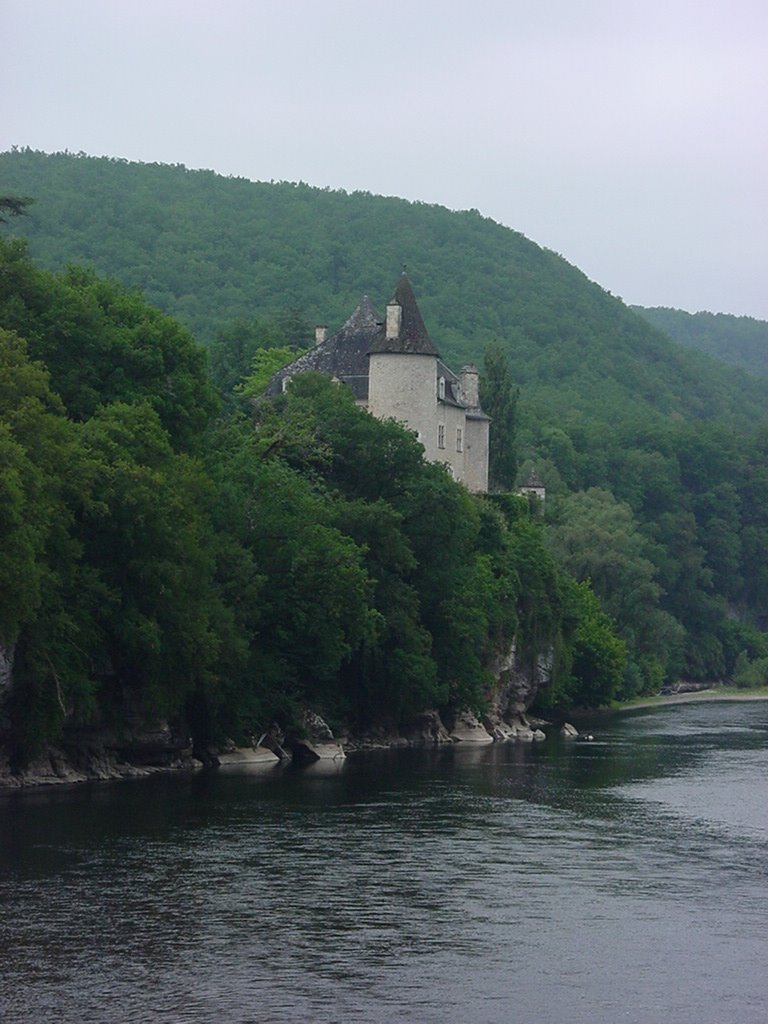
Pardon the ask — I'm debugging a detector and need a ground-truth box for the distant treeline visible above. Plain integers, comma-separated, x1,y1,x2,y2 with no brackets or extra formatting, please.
633,305,768,379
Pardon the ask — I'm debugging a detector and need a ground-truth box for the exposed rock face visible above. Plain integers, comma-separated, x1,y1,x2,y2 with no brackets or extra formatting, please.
301,710,334,742
259,725,292,761
342,725,409,752
332,644,551,755
0,716,201,789
290,738,346,763
287,710,346,763
661,681,714,695
488,642,552,715
0,645,13,762
217,746,279,767
402,709,453,746
0,643,14,700
482,642,552,740
0,739,200,788
113,720,192,767
561,722,579,738
449,710,493,744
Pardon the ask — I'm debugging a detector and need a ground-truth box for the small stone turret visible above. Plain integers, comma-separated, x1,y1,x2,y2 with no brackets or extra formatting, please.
460,364,480,408
518,471,546,505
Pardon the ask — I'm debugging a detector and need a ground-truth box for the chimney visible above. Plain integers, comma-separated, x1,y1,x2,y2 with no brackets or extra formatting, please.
386,302,402,341
314,325,327,347
460,364,480,407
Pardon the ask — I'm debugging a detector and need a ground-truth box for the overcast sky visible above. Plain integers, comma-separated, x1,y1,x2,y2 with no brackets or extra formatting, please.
4,0,767,319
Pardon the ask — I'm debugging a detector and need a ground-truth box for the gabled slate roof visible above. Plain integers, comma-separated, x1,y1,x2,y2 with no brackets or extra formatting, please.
368,273,441,357
265,295,382,399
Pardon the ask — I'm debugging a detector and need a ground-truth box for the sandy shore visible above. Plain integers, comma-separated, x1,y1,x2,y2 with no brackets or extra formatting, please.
609,689,768,713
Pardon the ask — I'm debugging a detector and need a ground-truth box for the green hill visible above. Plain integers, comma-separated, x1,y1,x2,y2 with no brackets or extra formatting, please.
633,305,768,379
2,148,766,431
3,148,768,688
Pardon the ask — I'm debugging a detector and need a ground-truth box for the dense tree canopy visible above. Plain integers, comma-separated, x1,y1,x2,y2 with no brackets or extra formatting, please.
2,149,768,753
481,343,518,490
2,239,616,765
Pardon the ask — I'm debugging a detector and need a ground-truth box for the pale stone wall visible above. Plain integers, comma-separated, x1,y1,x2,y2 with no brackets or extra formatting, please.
436,402,467,483
368,353,488,491
464,416,490,493
368,352,439,457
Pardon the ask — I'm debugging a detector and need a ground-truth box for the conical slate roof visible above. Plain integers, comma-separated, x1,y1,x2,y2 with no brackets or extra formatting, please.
368,273,440,357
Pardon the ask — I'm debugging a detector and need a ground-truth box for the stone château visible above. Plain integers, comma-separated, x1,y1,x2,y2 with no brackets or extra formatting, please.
267,273,490,492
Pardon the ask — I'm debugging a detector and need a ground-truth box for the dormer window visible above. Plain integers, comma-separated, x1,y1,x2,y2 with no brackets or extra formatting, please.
438,376,446,400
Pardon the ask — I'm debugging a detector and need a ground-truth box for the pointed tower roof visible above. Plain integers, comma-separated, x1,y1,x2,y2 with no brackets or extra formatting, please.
337,293,380,339
369,273,440,357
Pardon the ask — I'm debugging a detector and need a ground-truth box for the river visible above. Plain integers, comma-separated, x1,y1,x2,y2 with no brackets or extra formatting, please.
1,700,767,1023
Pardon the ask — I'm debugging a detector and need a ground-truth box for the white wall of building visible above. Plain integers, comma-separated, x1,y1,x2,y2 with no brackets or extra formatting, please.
368,352,487,492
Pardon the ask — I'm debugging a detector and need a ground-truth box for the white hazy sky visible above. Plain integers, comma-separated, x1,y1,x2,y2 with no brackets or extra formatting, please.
3,0,767,318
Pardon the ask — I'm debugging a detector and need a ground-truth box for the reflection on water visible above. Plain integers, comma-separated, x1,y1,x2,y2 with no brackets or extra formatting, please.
1,701,767,1024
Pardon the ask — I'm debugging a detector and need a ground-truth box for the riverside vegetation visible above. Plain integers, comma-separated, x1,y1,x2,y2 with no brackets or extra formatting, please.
1,149,768,767
0,235,615,766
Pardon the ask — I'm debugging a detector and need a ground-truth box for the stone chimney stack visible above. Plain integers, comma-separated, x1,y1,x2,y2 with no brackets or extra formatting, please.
386,302,402,341
314,325,327,347
460,364,480,407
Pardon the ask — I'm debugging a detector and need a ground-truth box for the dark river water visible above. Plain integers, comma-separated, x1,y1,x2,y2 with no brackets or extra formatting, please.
1,700,767,1024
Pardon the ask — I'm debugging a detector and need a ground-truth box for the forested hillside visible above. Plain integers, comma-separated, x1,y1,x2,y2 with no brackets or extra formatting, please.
2,149,766,430
2,147,768,710
1,237,612,765
633,305,768,379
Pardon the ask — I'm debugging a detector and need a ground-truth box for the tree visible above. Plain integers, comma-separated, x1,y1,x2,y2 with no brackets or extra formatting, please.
567,581,627,707
0,196,33,223
0,242,217,452
78,402,221,713
480,343,518,490
208,315,310,404
547,487,679,690
237,346,308,401
0,329,74,645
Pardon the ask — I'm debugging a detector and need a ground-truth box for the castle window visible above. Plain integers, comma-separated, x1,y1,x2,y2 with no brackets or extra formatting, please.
438,425,445,449
438,376,446,400
456,428,463,452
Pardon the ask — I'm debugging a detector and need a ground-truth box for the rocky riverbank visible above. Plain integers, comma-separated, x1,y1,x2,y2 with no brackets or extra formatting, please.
0,705,551,789
0,645,555,788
